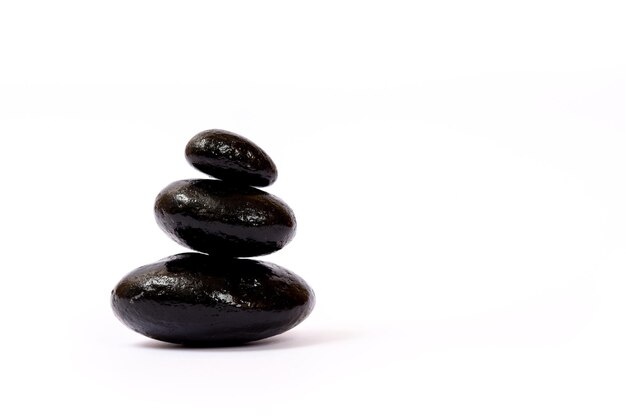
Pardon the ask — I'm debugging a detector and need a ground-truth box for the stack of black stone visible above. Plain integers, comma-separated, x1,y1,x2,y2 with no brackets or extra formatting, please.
111,129,315,345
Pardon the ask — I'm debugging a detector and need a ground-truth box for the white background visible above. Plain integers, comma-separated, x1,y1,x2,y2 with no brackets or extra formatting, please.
1,1,625,415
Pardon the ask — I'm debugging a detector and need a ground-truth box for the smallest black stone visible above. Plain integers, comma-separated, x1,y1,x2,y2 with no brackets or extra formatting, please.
185,129,278,187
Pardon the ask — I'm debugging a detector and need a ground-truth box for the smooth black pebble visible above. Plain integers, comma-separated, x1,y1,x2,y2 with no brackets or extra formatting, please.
111,253,315,345
154,179,296,257
185,129,278,187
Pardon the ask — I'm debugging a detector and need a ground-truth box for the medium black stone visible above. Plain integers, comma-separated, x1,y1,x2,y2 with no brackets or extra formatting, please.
154,179,296,257
185,129,278,187
111,253,315,345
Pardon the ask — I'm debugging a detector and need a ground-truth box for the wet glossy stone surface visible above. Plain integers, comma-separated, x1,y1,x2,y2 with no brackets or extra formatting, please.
154,179,296,257
185,129,278,187
111,253,315,345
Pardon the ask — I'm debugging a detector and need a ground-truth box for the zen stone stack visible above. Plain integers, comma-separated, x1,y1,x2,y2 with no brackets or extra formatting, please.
111,129,315,345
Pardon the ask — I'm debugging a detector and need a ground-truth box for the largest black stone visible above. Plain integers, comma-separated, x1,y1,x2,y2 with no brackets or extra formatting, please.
111,253,315,345
155,179,296,257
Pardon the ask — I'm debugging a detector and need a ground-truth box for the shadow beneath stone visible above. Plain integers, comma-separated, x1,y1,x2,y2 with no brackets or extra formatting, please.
135,328,358,351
